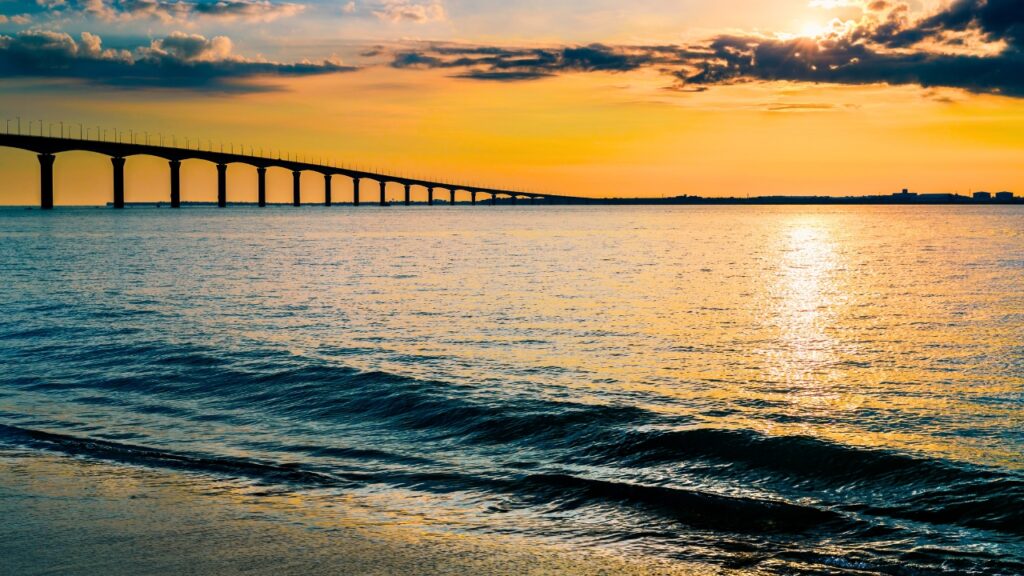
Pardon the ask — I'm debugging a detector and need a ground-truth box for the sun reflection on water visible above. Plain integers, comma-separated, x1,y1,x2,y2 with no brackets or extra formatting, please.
767,220,843,393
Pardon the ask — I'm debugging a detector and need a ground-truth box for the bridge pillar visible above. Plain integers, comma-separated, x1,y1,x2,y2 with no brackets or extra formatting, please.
428,187,434,206
292,171,301,207
169,160,181,208
353,178,361,206
217,163,227,207
324,174,332,207
471,191,477,205
379,181,387,206
491,193,497,205
404,183,411,206
450,189,456,205
530,195,535,205
257,167,267,207
112,157,126,209
38,154,55,210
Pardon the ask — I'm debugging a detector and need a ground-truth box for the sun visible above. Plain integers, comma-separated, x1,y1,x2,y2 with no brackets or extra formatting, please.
799,21,829,38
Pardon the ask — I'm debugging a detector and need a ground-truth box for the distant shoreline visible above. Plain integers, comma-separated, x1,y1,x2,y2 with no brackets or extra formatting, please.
1,195,1021,208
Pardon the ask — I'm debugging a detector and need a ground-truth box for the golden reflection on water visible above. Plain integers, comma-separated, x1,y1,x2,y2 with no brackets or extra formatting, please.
767,219,842,392
2,206,1022,469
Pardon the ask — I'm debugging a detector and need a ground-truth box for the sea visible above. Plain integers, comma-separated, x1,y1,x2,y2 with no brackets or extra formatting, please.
1,205,1021,575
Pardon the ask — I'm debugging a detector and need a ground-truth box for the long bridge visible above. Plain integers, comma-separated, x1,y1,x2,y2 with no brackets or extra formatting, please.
0,133,583,209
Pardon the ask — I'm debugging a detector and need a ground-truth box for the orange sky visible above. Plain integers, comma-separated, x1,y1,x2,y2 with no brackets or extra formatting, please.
1,0,1023,204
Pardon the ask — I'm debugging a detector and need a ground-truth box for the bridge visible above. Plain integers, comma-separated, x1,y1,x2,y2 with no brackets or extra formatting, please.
0,133,583,209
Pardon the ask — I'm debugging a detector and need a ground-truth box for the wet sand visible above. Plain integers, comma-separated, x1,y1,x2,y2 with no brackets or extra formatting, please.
0,451,717,576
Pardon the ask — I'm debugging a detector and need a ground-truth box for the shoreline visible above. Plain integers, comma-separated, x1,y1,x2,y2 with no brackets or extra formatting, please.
0,450,718,576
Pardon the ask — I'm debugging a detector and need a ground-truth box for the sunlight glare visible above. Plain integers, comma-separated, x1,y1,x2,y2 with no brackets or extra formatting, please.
800,21,829,38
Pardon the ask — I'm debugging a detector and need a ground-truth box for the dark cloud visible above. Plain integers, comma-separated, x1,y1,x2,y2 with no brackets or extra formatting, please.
455,70,553,81
0,30,356,91
890,0,1024,50
383,2,1024,97
679,33,1024,97
390,43,674,81
38,0,304,23
8,0,1024,98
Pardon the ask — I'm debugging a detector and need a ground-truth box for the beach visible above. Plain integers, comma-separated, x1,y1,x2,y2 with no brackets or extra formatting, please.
1,450,712,576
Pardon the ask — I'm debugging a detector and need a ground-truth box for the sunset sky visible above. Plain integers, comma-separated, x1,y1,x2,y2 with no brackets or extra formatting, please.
1,0,1023,203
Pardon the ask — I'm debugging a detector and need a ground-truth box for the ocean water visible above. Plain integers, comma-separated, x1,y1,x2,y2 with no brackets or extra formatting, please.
1,205,1022,575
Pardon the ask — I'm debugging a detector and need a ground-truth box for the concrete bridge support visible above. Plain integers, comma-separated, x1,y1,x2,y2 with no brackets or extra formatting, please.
216,163,227,208
404,183,411,206
112,157,126,209
38,154,55,210
379,180,387,206
257,167,267,207
353,178,361,206
491,193,497,206
324,174,332,207
471,191,477,205
428,187,434,206
169,160,181,208
450,189,456,205
292,171,301,207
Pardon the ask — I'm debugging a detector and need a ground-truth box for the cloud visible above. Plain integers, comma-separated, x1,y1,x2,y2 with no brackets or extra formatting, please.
879,0,1024,50
382,2,1024,98
0,13,33,24
141,31,234,61
678,33,1024,97
40,0,305,23
373,0,444,23
0,29,356,91
675,0,1024,97
390,43,674,80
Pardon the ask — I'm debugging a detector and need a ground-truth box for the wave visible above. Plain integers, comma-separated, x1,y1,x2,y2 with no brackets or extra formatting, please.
0,423,351,488
6,341,1022,539
513,473,852,534
0,423,854,536
583,426,993,486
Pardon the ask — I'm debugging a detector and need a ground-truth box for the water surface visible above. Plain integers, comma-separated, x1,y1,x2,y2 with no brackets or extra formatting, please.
1,205,1022,575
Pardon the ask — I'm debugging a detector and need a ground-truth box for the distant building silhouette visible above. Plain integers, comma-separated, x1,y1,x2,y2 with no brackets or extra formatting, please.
973,192,992,201
996,191,1015,201
918,193,956,202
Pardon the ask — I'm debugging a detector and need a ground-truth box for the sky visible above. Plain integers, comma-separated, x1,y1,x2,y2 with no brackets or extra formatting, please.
1,0,1023,203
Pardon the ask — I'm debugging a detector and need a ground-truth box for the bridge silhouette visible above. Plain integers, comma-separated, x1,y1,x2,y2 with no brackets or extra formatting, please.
0,133,584,209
